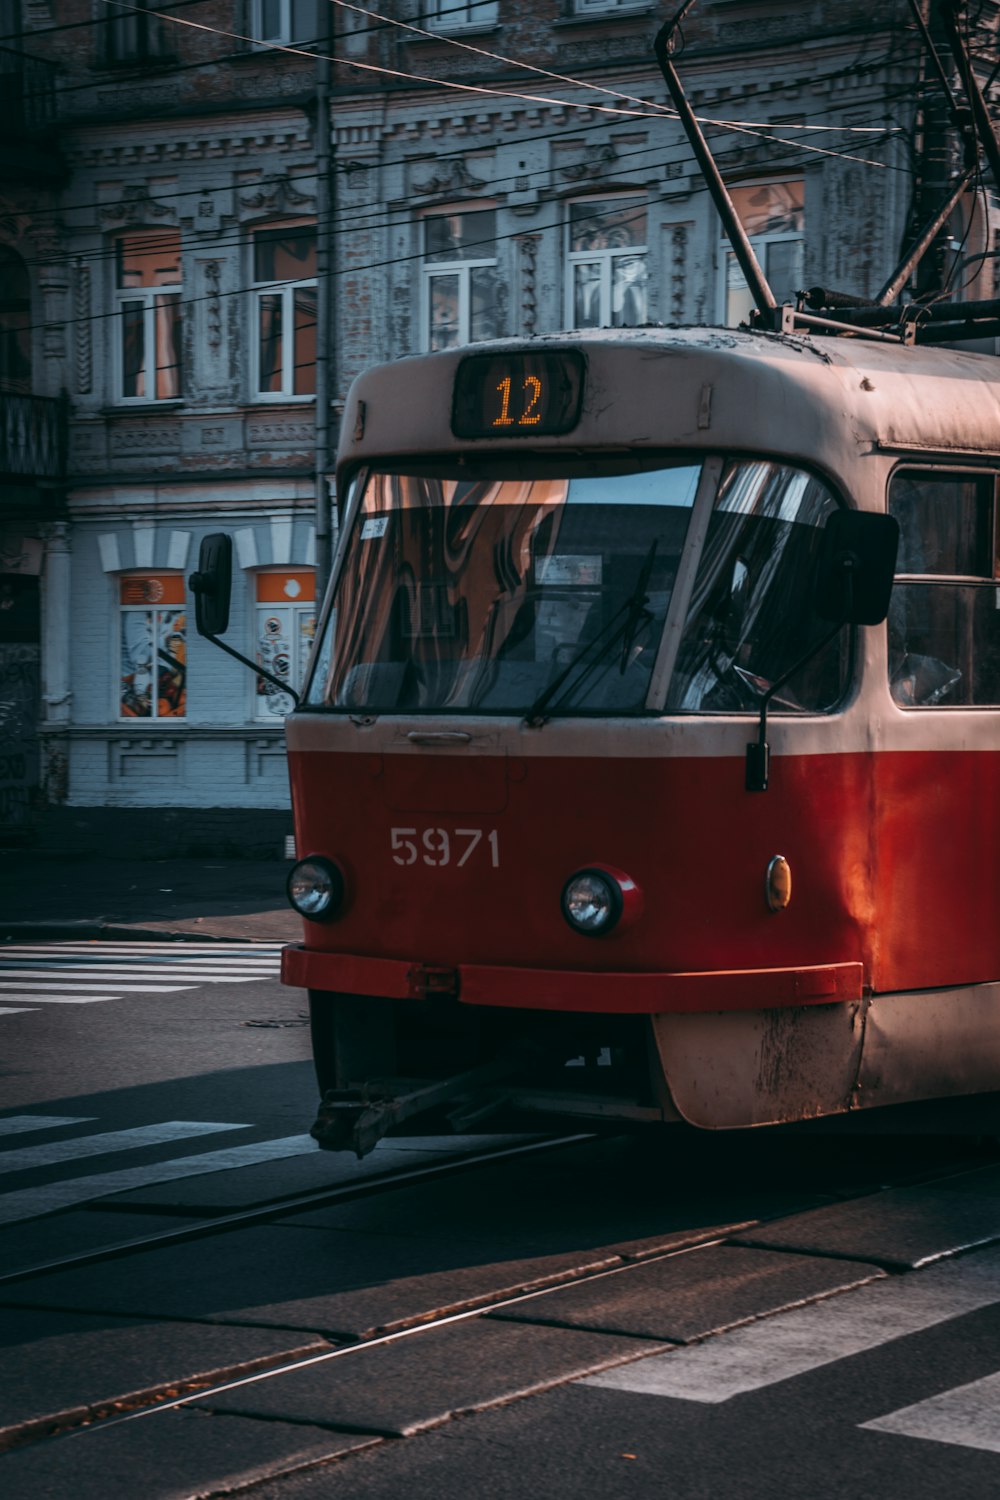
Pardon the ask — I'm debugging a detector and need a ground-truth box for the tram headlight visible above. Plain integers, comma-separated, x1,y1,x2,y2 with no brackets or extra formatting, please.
561,868,625,936
286,857,345,921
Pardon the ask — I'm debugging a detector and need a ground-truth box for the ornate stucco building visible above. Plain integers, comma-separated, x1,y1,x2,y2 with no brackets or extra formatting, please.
0,0,994,852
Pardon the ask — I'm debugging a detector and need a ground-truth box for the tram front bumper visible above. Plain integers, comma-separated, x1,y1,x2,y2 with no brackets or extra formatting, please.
281,945,862,1013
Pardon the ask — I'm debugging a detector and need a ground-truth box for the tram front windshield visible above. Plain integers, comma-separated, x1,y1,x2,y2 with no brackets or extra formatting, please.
307,457,846,717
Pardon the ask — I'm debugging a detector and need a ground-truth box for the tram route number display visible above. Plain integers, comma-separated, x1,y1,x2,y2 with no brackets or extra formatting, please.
391,826,500,868
451,350,585,439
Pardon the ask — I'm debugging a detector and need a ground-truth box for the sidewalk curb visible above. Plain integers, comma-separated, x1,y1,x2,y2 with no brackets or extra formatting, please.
0,922,268,944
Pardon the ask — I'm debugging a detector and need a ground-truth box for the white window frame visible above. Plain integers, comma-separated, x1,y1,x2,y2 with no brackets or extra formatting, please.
113,231,183,406
252,569,317,720
564,195,648,330
105,0,167,64
572,0,648,13
249,0,319,46
250,219,317,402
423,0,498,32
718,177,805,326
117,576,187,723
420,204,498,352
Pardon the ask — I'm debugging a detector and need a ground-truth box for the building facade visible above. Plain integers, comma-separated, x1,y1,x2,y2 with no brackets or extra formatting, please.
1,0,994,853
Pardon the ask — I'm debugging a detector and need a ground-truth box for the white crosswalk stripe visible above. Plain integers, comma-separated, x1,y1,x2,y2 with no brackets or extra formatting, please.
862,1371,1000,1453
0,1115,95,1135
0,1133,316,1225
582,1246,1000,1406
0,1120,249,1174
0,941,285,1018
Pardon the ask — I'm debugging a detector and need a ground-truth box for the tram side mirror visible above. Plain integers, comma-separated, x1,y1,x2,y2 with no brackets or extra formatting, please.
190,532,233,637
814,511,899,626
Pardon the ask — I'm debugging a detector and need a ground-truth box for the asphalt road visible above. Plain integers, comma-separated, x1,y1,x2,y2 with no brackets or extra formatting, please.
5,942,1000,1499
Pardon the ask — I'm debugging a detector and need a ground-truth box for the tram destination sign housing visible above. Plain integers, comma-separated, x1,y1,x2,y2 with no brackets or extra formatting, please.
452,350,585,439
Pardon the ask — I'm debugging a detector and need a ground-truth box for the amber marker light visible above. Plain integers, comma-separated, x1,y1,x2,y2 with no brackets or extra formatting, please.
766,855,792,911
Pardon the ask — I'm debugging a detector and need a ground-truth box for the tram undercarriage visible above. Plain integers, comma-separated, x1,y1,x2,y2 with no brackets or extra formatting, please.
306,983,1000,1157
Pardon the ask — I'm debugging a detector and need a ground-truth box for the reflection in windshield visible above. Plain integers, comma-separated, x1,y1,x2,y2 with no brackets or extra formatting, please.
308,465,700,715
666,461,849,714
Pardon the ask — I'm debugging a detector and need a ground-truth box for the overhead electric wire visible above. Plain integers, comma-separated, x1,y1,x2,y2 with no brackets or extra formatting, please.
326,0,896,134
91,0,903,164
12,117,912,343
18,42,919,237
19,96,909,280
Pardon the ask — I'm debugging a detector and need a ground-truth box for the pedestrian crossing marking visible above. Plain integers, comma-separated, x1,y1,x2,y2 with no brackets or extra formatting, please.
0,994,114,1004
0,940,286,1020
0,1121,249,1175
861,1371,1000,1453
0,1115,96,1135
0,1133,317,1226
581,1245,1000,1405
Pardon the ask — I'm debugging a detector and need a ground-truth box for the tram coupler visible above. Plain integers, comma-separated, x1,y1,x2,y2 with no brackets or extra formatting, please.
310,1044,537,1158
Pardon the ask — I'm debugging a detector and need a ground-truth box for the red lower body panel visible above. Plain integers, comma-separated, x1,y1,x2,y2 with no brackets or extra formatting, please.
281,945,862,1014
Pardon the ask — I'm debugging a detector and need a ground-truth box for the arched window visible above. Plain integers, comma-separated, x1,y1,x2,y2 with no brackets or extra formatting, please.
0,246,31,395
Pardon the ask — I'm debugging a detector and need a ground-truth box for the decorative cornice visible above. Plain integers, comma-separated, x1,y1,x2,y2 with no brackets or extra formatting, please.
239,172,317,217
99,185,177,228
411,156,489,198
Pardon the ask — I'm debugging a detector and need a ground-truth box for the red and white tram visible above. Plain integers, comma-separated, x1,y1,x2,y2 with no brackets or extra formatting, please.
195,328,1000,1153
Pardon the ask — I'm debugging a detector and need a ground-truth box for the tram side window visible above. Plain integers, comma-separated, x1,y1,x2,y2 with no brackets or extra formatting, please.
888,470,1000,707
665,460,850,714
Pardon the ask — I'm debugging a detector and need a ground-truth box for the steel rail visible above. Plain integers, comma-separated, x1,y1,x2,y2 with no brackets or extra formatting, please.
0,1132,591,1291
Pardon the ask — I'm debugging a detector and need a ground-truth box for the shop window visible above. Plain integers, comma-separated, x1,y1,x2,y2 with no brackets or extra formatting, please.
566,198,647,329
423,1,498,31
250,0,320,46
0,246,31,395
115,231,182,402
253,224,317,397
888,470,1000,707
722,179,804,326
119,574,186,720
255,569,316,717
422,208,498,351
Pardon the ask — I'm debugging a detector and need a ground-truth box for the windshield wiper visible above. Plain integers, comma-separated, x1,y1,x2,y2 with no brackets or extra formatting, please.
524,542,658,727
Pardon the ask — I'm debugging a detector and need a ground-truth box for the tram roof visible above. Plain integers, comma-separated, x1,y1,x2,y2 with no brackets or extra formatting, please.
339,326,1000,485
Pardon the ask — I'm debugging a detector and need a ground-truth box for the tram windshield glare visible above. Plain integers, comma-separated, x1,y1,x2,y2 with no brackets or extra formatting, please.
306,457,849,717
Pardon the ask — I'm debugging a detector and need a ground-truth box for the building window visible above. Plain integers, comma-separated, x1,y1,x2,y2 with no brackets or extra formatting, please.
252,224,317,398
119,574,187,720
566,197,648,329
888,470,1000,707
115,231,182,402
571,0,646,12
250,0,320,46
255,570,316,717
722,179,804,326
0,246,31,395
423,1,498,31
422,209,498,351
105,0,168,64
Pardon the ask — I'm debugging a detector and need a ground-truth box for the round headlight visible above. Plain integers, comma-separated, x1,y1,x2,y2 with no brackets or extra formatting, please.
286,857,345,921
561,868,624,936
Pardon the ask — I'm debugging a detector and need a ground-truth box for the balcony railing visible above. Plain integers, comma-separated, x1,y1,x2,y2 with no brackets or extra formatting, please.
0,393,68,482
0,46,59,132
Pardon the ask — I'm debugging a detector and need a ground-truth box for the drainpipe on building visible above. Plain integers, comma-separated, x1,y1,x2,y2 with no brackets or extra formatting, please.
314,4,337,599
40,520,71,807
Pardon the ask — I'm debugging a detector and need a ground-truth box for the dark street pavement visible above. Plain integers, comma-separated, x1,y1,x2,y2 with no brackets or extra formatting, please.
0,852,300,943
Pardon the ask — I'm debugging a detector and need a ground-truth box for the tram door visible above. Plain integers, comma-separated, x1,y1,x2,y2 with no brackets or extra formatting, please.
876,466,1000,993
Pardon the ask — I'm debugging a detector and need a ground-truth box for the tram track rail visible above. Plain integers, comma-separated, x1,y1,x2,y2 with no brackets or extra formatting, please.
5,1131,998,1471
0,1132,592,1293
